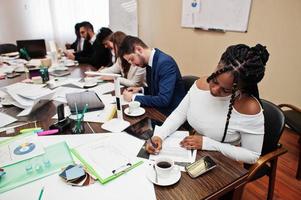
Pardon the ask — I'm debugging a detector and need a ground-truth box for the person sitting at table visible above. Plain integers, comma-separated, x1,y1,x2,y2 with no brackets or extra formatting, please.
97,31,146,87
65,23,112,68
146,44,270,164
120,36,185,116
65,22,89,53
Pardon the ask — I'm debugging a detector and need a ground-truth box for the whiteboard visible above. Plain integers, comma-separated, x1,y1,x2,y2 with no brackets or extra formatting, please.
109,0,138,36
181,0,252,32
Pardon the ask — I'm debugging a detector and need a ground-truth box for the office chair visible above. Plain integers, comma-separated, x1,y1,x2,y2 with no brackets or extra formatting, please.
0,43,18,54
182,75,199,94
181,75,199,131
278,103,301,180
243,99,287,200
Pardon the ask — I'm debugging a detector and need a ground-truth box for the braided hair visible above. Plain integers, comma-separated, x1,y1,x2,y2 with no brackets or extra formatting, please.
207,44,269,142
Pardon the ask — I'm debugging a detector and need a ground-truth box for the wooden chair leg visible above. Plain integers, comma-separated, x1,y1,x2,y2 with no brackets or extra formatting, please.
267,159,278,200
297,142,301,180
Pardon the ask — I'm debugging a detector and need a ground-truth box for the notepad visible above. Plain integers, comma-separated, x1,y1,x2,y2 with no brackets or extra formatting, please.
71,133,143,184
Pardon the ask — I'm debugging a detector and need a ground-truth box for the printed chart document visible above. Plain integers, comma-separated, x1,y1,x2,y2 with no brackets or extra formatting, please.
150,131,197,166
71,132,144,184
0,132,45,167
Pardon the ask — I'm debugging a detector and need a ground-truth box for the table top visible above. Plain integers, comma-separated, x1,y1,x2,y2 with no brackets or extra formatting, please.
0,63,248,200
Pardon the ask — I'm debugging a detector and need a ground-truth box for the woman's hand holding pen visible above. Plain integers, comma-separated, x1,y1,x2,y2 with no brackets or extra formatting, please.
146,136,162,154
180,135,203,150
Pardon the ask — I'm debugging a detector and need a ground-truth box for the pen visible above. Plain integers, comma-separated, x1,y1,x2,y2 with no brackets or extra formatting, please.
149,138,158,149
190,130,197,157
75,102,79,130
80,104,88,120
38,187,44,200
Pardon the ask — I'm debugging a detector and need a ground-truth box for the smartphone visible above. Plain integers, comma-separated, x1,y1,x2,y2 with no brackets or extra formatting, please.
6,73,21,79
124,117,162,140
185,156,217,178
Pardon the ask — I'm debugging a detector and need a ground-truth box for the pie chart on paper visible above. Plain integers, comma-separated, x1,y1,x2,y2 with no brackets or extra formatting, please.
13,142,36,155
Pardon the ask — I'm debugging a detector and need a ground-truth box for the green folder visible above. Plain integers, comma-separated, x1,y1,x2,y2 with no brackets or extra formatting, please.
71,148,143,184
0,142,74,193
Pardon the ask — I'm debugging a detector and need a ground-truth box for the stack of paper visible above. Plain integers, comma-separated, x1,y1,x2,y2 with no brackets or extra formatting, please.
1,83,54,116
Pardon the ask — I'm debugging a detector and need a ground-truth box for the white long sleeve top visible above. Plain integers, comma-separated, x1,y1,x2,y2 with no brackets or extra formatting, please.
100,58,146,87
154,82,265,164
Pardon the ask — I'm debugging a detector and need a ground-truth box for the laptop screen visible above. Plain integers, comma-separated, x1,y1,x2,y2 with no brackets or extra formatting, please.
16,39,46,58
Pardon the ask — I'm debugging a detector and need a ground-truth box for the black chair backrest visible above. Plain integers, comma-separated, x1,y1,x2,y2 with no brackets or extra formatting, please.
182,75,199,93
261,99,285,156
0,43,18,54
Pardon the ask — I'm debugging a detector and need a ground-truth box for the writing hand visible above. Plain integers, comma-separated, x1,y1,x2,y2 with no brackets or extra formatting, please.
123,90,133,102
146,136,162,154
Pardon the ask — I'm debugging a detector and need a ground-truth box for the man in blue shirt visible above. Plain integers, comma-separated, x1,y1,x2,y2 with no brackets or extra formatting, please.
120,36,185,116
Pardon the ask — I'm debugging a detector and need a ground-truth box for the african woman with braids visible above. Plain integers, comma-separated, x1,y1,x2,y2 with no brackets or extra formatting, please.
146,44,269,164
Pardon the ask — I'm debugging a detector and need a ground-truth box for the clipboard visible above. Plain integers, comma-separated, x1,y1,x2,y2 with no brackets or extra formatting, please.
70,135,143,184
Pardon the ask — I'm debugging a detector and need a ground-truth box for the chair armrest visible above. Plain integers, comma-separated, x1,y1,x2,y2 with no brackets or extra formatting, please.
247,146,287,181
279,104,301,113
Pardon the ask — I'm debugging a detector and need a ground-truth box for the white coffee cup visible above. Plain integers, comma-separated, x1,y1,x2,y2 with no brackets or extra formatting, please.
155,157,174,179
128,101,141,114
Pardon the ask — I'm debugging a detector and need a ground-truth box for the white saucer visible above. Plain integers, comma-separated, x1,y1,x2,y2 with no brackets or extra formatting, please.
124,107,145,117
83,82,98,88
146,165,181,186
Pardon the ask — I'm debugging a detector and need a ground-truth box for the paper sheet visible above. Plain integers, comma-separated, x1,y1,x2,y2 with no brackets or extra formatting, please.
0,133,155,200
0,133,45,167
150,131,197,164
52,104,116,123
88,82,124,95
0,112,17,128
52,86,86,103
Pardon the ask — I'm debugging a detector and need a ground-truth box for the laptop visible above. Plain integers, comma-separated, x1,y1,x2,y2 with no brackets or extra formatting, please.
16,39,47,58
66,91,105,114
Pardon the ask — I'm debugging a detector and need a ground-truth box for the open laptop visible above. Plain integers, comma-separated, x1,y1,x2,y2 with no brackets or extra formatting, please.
16,39,46,58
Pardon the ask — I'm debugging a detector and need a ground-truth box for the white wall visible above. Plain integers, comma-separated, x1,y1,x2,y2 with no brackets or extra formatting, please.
138,0,301,107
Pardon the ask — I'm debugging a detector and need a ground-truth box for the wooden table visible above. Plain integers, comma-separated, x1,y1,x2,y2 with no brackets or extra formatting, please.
0,64,248,200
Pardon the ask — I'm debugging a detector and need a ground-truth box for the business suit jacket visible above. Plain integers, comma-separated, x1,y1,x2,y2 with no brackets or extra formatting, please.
135,48,185,116
74,38,112,68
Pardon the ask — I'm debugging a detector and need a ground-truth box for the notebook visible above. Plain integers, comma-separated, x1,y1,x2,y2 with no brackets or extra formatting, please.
16,39,46,58
66,91,105,114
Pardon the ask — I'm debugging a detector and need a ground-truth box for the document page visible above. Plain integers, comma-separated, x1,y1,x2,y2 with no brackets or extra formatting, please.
149,131,197,163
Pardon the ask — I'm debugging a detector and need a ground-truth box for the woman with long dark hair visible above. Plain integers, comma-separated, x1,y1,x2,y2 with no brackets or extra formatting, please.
98,31,146,87
146,44,269,164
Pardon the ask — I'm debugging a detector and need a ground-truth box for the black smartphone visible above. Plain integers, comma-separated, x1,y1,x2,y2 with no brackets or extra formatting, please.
125,117,162,140
185,156,217,178
6,73,21,79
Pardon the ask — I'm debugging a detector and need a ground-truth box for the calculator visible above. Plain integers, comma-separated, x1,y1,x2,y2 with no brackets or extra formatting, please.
185,156,217,178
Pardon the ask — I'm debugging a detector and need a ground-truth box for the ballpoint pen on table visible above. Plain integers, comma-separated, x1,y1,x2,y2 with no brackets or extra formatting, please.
38,186,44,200
74,102,79,131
